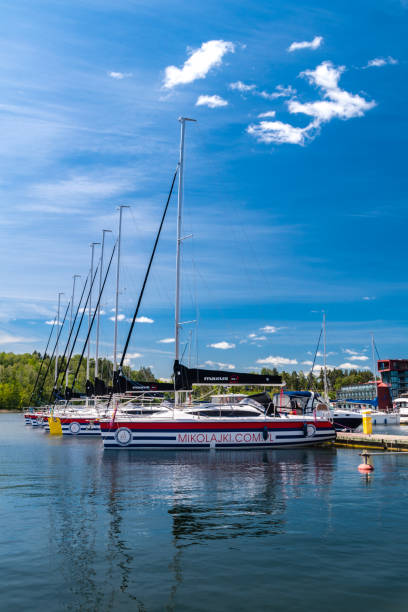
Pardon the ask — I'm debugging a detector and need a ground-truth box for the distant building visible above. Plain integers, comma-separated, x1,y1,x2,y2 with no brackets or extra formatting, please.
377,359,408,399
336,381,392,412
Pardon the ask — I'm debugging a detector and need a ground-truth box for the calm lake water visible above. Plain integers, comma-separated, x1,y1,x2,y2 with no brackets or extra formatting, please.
2,414,408,612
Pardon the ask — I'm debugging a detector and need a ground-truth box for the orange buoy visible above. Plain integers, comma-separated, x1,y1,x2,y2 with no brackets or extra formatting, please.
358,449,374,471
358,463,374,472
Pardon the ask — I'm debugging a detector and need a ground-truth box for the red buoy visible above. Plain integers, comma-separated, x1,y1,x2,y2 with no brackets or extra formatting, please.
358,463,374,472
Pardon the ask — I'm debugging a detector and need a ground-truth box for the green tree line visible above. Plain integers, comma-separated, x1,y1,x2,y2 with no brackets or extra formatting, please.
0,351,155,410
0,351,374,410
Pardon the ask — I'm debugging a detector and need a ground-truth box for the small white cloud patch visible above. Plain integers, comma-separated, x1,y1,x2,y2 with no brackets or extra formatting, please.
109,313,126,322
257,356,298,366
288,36,323,52
205,360,235,370
229,81,256,92
365,56,398,68
136,316,154,323
163,40,235,89
158,338,175,344
196,95,228,108
258,111,276,118
108,71,132,79
209,341,236,349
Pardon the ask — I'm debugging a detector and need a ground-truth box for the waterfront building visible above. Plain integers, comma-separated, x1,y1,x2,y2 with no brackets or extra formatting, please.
336,380,392,411
377,359,408,399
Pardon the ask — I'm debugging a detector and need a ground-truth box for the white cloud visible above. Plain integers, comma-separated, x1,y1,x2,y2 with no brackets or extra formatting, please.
209,341,236,349
338,362,370,370
363,296,376,301
249,61,375,147
288,36,323,53
350,355,369,361
126,352,142,359
0,331,35,344
108,71,132,79
289,61,376,122
247,120,315,145
302,360,314,366
136,316,154,323
205,360,235,370
365,56,398,68
310,363,336,373
344,349,359,355
196,95,228,108
258,110,276,118
45,319,62,325
109,313,126,322
163,40,235,89
158,338,175,344
260,325,278,333
256,356,298,366
229,81,256,92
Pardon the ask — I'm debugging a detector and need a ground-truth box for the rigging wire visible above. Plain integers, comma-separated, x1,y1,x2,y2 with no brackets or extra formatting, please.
37,301,71,401
50,273,90,400
28,313,57,407
66,243,117,398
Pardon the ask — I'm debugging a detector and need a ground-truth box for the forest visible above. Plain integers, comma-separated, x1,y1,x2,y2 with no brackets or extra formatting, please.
0,351,374,410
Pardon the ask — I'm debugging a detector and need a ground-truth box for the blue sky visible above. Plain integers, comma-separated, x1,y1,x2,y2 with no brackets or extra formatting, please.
1,0,407,378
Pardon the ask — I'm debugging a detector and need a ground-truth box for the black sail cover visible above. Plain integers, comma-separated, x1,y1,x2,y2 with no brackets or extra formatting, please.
113,371,174,393
173,360,281,389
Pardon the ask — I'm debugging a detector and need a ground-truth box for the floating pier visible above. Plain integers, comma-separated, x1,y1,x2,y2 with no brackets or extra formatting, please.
335,432,408,452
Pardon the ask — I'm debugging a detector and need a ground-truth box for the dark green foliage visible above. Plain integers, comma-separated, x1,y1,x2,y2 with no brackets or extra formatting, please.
0,352,156,410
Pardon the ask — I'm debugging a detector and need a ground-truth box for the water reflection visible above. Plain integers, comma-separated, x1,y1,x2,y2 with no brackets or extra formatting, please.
46,445,335,611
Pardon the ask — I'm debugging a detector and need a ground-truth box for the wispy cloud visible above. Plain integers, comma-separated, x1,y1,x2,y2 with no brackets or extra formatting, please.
248,120,313,145
363,296,376,301
248,61,375,146
288,36,323,53
45,319,61,325
344,349,359,355
109,313,126,322
260,325,279,333
0,331,36,344
229,81,256,92
108,71,132,79
302,360,314,366
230,82,295,100
258,110,276,118
338,362,370,370
350,355,369,361
163,40,235,89
209,341,236,349
256,356,298,365
136,316,154,323
364,56,398,68
204,360,235,370
158,337,175,344
196,94,228,108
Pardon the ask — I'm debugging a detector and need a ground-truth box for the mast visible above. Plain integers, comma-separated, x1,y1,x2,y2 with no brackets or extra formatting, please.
371,333,378,402
55,292,64,384
66,274,80,388
87,242,100,381
175,117,196,406
323,310,328,403
113,206,129,372
95,229,112,378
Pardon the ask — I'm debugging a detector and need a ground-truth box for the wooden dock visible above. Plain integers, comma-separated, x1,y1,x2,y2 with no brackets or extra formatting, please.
335,432,408,452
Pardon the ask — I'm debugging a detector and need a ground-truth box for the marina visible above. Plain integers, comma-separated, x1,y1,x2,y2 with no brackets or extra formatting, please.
3,412,408,612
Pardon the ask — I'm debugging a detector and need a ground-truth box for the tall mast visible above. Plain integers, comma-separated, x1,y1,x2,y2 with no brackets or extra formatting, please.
323,310,328,402
55,292,64,384
66,274,80,388
175,117,196,406
113,206,129,372
87,242,100,381
95,229,112,378
371,333,378,401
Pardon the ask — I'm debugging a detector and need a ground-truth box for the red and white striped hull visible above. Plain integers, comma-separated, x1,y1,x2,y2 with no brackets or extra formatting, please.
56,417,101,436
100,417,336,450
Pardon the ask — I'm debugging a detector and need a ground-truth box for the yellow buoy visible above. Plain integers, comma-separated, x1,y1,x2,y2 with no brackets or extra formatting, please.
362,409,372,435
48,416,62,435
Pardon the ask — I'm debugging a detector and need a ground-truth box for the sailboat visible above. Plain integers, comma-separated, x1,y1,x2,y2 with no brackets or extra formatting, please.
99,117,336,450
